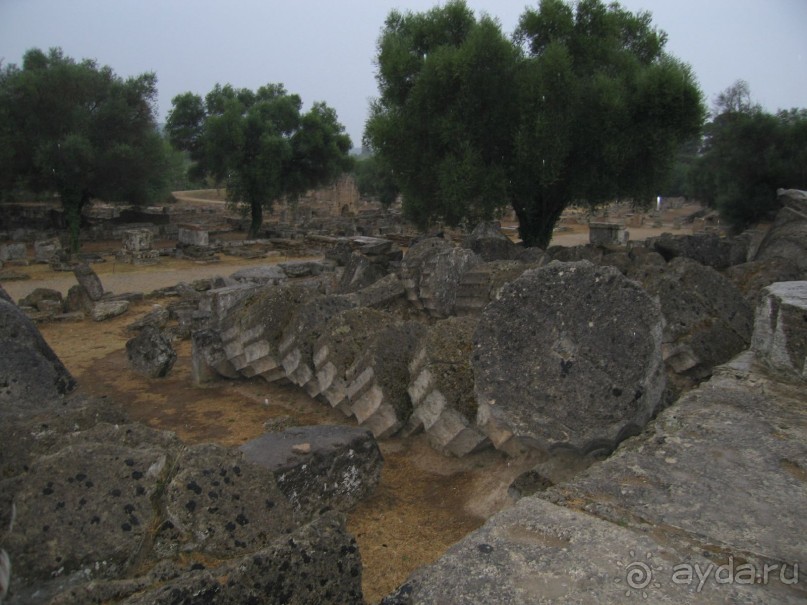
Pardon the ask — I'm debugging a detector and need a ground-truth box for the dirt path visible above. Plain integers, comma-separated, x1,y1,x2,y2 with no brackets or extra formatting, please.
2,249,309,301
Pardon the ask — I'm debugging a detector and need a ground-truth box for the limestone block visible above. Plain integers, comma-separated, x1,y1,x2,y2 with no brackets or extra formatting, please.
588,222,628,246
463,221,517,261
91,299,129,321
33,237,62,263
125,325,176,378
279,295,357,394
121,228,154,252
408,316,489,457
418,247,482,317
240,425,383,519
751,280,807,379
401,238,452,309
73,262,105,301
312,308,395,413
177,225,209,247
346,321,427,438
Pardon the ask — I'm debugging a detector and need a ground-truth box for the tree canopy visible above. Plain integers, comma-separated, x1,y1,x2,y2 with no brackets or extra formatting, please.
364,0,705,247
166,83,353,237
0,48,170,250
687,81,807,230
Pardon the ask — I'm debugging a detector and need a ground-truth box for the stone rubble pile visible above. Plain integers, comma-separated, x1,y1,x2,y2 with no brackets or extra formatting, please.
0,298,370,605
178,198,807,465
3,191,807,603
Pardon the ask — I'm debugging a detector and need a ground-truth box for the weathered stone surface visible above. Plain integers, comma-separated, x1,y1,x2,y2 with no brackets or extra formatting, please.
120,512,363,605
241,425,383,519
650,232,739,270
91,299,129,321
751,281,807,379
540,359,807,602
279,259,330,278
0,397,127,485
125,325,176,378
199,282,262,330
589,221,628,245
401,237,452,310
177,224,209,247
0,269,31,281
126,304,169,332
3,438,168,587
52,311,84,322
19,287,63,312
229,264,287,286
0,299,75,411
33,237,61,263
1,391,365,604
191,328,239,384
754,189,807,272
0,242,26,262
349,272,406,309
512,246,550,264
473,261,665,455
121,228,154,252
325,239,354,266
418,247,482,317
312,307,396,413
72,262,104,301
160,443,297,557
279,294,357,393
382,355,807,604
454,260,538,316
63,284,91,314
636,257,753,399
408,316,489,457
337,251,390,293
219,284,314,382
347,321,428,438
354,235,394,256
724,257,803,305
381,496,778,605
463,221,517,261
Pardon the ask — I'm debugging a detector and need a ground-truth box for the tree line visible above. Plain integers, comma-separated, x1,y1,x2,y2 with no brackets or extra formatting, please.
1,0,804,251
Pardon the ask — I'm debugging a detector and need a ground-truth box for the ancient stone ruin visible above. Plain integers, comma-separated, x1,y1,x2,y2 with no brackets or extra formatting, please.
2,188,807,603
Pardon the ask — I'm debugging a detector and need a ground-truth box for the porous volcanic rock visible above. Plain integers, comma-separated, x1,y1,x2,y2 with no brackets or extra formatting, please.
473,261,665,455
0,298,75,411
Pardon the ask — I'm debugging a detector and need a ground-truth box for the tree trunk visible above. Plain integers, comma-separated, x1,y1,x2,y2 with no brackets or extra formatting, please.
512,192,566,249
63,192,89,253
249,200,263,239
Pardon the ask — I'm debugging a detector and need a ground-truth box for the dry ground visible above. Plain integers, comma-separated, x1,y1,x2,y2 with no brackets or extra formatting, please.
8,253,534,604
3,205,699,603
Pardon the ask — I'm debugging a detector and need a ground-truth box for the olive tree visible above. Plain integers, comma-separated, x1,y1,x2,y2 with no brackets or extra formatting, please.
365,0,705,247
689,81,807,229
166,83,352,237
0,48,170,251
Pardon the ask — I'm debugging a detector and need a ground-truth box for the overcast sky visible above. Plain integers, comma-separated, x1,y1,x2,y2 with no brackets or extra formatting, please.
1,0,805,148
